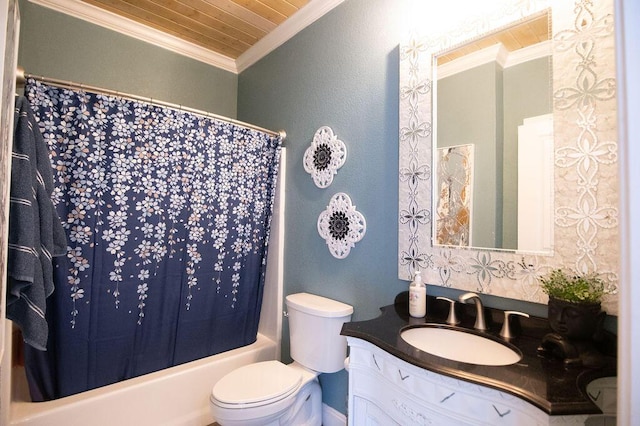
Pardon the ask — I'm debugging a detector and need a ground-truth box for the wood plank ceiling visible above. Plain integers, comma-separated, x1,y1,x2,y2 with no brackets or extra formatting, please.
81,0,310,60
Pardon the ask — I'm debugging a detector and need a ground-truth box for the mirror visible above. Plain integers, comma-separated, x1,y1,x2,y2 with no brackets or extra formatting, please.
433,11,553,253
398,0,619,314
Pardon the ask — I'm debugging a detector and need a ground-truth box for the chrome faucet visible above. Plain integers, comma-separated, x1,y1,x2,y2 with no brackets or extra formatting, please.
459,292,487,331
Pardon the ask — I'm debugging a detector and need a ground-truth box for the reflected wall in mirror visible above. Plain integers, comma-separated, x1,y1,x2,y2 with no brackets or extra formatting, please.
433,11,553,252
398,0,619,314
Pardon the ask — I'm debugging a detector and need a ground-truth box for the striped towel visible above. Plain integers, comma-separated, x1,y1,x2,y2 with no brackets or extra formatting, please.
6,96,66,351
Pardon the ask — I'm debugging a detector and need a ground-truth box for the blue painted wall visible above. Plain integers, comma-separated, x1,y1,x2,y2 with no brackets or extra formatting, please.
239,0,411,319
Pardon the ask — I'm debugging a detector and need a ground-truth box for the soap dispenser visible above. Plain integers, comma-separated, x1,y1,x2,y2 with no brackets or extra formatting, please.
408,271,426,318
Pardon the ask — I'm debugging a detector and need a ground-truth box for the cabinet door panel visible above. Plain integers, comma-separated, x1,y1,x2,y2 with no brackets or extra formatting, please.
352,396,400,426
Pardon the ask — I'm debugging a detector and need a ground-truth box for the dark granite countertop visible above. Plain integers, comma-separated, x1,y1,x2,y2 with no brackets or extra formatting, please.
340,292,616,416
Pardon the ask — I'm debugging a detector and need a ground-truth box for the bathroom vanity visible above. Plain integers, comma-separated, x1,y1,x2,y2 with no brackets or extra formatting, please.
341,294,616,425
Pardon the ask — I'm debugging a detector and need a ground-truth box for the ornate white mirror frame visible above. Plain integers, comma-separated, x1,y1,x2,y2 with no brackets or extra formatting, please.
398,0,619,314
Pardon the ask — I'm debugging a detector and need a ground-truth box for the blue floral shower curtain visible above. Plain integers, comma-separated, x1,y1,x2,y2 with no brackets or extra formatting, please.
23,79,282,399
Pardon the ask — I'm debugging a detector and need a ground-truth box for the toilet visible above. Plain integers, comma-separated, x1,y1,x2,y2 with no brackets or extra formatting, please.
210,292,354,426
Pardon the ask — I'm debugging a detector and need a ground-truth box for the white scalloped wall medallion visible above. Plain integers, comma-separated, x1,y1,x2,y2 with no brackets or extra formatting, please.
317,193,366,259
303,126,347,188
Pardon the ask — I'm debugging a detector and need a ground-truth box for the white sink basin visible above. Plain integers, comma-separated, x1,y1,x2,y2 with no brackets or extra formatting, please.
400,325,521,366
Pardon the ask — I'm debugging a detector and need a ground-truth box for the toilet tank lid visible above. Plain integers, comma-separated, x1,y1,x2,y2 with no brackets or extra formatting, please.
285,293,354,317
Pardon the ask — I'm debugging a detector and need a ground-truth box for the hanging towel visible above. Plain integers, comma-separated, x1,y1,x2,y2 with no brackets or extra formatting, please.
6,96,66,351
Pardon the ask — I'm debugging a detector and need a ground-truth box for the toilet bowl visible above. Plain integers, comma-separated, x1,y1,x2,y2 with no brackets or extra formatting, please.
210,361,321,426
210,293,353,426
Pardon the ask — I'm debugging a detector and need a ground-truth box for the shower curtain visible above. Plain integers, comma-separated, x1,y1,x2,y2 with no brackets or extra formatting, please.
23,79,282,400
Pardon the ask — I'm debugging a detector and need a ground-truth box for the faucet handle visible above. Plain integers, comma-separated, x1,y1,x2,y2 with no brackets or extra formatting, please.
436,296,460,325
500,310,530,339
436,297,460,325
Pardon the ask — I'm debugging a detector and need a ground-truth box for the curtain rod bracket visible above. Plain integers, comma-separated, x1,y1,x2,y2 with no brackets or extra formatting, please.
16,66,25,86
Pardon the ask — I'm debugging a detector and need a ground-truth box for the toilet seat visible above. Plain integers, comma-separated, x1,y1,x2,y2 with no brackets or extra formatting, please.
211,361,302,409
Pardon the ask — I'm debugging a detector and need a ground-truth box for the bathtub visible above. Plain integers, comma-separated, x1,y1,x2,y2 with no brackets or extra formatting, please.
9,333,277,426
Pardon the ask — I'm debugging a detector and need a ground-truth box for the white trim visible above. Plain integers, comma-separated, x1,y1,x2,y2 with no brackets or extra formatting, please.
28,0,345,74
505,40,551,68
437,44,507,79
235,0,346,73
322,402,347,426
437,40,551,80
615,0,640,424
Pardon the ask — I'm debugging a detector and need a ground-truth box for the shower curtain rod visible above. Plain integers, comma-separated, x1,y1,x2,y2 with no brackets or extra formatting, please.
15,66,286,141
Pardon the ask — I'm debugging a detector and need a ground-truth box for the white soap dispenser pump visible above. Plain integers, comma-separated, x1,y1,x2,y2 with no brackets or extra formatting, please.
408,270,426,318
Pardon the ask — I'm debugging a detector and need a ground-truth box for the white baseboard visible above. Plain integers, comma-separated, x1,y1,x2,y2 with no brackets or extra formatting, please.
322,403,347,426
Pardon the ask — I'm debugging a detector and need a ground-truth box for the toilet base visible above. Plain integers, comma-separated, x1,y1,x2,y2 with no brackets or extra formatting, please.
277,380,322,426
212,373,322,426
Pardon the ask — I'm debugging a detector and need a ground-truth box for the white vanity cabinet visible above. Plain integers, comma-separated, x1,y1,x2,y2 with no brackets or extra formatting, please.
584,377,617,426
346,338,589,426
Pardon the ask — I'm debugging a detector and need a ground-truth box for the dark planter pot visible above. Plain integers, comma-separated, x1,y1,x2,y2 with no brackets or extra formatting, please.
547,296,605,341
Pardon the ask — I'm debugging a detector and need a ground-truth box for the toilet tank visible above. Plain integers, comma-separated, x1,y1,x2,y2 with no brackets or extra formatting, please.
285,293,354,374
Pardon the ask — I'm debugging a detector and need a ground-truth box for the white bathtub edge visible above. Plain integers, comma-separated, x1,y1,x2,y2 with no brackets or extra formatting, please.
10,333,277,426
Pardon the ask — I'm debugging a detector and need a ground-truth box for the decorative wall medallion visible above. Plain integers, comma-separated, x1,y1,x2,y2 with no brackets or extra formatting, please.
303,126,347,188
318,193,366,259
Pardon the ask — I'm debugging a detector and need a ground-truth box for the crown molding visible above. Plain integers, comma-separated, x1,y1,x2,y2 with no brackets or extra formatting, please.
504,40,552,68
437,40,551,80
235,0,346,73
29,0,345,75
437,44,506,79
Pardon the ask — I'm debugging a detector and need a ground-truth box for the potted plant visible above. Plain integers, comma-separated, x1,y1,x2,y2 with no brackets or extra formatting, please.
539,269,607,341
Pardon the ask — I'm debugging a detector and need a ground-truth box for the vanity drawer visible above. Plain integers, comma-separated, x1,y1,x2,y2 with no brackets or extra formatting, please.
350,366,466,425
